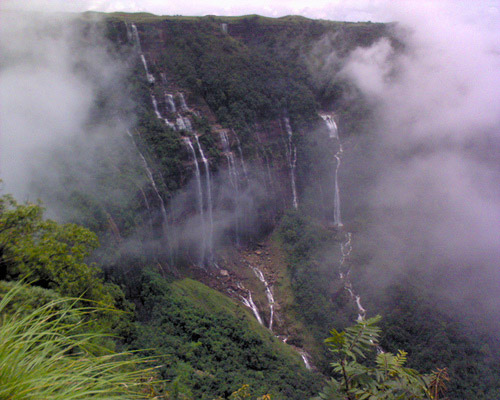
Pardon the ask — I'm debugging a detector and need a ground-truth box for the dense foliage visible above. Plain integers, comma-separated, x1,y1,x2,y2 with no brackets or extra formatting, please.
276,211,355,366
375,285,500,399
318,316,446,400
0,284,159,400
125,269,320,400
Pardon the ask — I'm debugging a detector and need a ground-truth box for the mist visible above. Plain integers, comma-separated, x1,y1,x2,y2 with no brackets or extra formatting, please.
318,2,500,331
0,10,140,208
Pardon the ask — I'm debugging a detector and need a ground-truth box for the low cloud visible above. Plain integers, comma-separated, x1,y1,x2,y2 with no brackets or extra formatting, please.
324,1,500,329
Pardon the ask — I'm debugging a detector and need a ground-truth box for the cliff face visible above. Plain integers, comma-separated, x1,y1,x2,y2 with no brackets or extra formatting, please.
107,15,387,248
91,16,391,364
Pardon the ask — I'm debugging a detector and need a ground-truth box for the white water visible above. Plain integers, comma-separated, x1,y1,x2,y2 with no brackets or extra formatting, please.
220,131,239,189
235,134,248,181
183,117,193,132
338,218,367,321
130,24,155,83
176,116,187,131
221,23,228,34
333,145,343,227
248,264,275,330
299,350,312,370
126,130,168,235
284,117,298,209
151,95,162,119
183,137,206,265
194,135,214,263
151,94,175,129
140,55,155,83
237,282,264,325
165,93,176,113
321,114,339,139
178,93,189,111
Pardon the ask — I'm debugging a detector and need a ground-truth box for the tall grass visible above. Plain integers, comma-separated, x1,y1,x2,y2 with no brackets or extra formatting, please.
0,284,160,399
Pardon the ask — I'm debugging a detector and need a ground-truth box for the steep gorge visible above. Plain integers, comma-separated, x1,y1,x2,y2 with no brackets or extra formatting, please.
4,11,499,399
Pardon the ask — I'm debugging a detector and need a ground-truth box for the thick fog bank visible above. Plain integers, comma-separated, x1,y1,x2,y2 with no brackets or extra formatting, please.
330,3,500,332
0,11,139,216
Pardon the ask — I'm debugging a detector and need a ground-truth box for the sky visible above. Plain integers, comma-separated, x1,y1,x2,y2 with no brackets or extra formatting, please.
1,0,499,23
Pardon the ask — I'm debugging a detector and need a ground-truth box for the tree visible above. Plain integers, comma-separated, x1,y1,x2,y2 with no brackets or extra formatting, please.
1,194,110,302
317,316,449,400
0,193,131,334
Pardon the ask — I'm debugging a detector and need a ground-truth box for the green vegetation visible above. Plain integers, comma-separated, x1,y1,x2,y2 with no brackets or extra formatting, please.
0,193,321,399
276,211,355,366
317,316,447,400
126,269,320,400
147,18,317,131
275,208,500,399
374,285,500,399
0,284,159,400
4,12,498,399
0,194,117,305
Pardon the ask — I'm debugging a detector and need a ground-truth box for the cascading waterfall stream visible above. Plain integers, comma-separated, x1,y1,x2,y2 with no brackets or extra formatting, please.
235,134,249,182
324,117,367,322
165,93,176,113
248,264,275,330
126,130,168,236
220,131,239,190
194,135,214,263
299,351,313,370
338,233,366,321
333,146,343,228
237,283,264,325
320,114,339,139
129,22,178,132
151,94,175,129
183,137,206,265
283,117,298,209
130,23,155,83
178,93,189,111
322,115,343,227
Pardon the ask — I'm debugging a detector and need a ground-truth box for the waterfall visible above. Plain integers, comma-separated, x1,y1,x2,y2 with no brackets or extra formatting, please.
320,114,339,139
126,130,168,236
284,117,298,209
339,233,367,321
183,137,206,265
151,95,163,120
183,117,192,132
238,283,264,325
220,131,239,189
248,264,275,330
221,23,228,34
178,93,189,111
151,94,175,129
323,113,343,227
299,350,312,370
140,55,155,83
165,93,176,113
194,135,214,262
130,23,155,83
182,135,214,265
176,116,187,131
322,119,367,322
235,134,248,181
130,22,177,132
333,146,343,227
332,155,366,321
